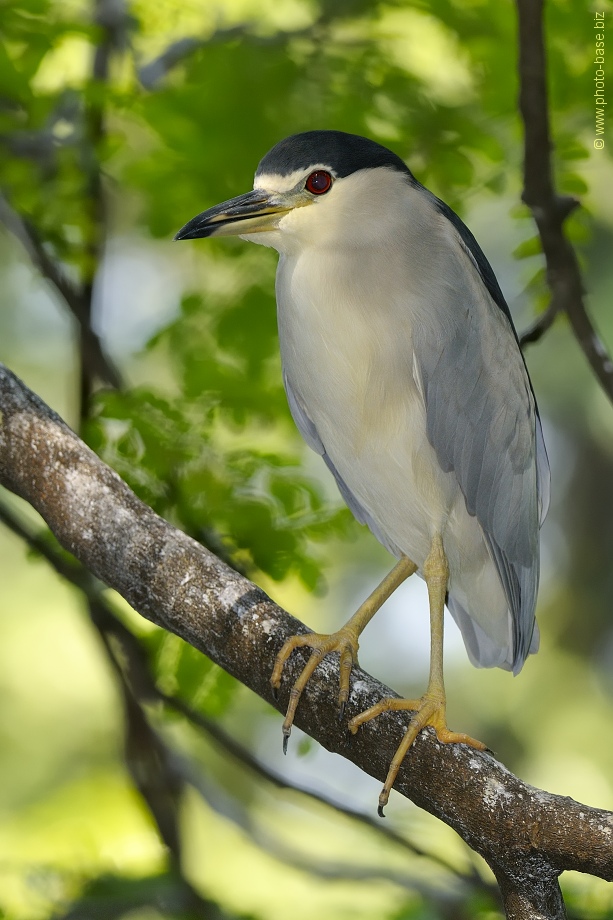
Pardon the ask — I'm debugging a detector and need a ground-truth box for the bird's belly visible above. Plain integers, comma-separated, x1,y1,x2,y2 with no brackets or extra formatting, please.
276,255,467,569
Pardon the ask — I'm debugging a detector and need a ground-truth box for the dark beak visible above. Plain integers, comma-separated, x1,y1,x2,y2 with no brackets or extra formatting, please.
174,189,293,240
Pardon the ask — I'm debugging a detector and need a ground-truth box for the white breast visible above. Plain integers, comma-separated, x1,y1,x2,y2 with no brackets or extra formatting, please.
276,236,461,569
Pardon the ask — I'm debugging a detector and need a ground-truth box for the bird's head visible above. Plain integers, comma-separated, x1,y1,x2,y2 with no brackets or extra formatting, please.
174,130,414,254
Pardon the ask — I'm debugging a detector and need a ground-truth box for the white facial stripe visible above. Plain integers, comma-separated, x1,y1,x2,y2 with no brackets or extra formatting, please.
254,165,336,194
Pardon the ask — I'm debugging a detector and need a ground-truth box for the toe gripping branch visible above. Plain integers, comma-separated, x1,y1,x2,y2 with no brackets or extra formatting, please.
270,627,361,753
269,547,484,814
269,556,418,755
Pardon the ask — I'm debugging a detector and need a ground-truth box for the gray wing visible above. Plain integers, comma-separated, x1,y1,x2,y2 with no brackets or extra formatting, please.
283,370,402,556
413,222,550,674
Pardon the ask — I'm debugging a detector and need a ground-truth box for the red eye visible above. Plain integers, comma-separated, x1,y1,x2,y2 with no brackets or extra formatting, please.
305,170,333,195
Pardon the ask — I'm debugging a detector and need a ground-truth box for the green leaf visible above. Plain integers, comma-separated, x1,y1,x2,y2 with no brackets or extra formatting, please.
513,236,543,260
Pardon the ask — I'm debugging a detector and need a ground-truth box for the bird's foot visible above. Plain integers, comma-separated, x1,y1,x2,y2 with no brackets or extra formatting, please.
270,626,360,753
348,692,486,815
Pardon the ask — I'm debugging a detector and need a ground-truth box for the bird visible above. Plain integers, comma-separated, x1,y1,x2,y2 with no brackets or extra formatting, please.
175,130,550,813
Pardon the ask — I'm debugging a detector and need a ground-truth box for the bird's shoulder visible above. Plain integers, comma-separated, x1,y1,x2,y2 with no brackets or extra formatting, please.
416,184,516,335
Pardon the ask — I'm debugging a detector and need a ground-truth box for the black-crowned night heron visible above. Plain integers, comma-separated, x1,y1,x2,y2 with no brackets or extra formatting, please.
176,130,550,813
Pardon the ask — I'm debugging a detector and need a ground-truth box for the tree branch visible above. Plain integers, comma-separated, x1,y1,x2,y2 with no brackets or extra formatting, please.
1,363,612,919
0,497,493,904
90,598,223,917
0,503,227,912
0,194,121,389
519,299,559,349
138,24,321,90
516,0,613,401
160,693,475,880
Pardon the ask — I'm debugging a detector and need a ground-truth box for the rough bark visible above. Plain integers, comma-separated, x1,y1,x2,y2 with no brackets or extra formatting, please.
1,363,612,919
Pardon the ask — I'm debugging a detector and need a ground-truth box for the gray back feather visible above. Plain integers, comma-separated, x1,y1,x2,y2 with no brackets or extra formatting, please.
414,195,550,673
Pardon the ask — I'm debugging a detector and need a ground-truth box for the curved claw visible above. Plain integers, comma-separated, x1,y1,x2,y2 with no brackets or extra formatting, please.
270,627,360,746
350,693,487,813
282,727,291,755
269,557,419,763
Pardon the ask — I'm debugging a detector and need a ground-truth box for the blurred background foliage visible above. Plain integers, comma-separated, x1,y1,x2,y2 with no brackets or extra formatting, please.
1,0,613,917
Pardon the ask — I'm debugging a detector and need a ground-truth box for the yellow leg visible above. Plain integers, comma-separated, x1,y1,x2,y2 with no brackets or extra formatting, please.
348,535,486,816
271,555,418,753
